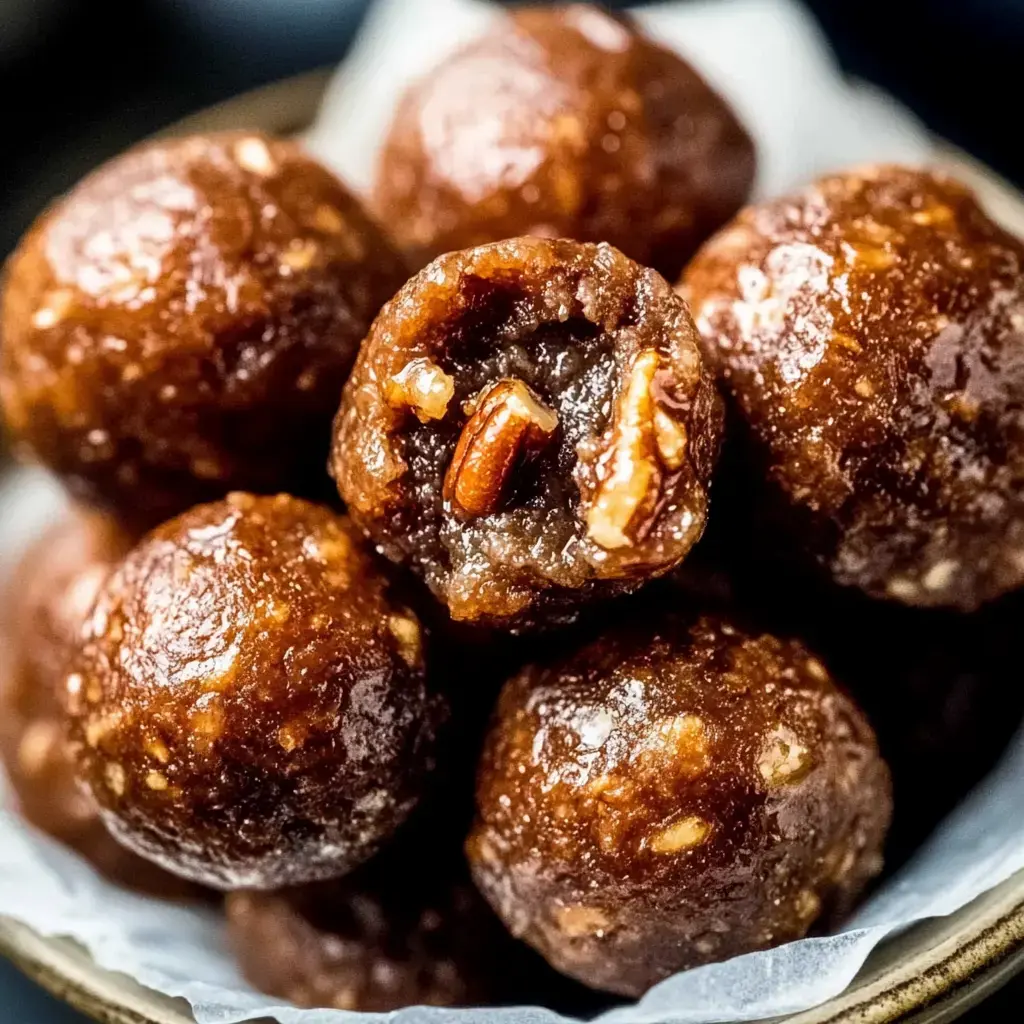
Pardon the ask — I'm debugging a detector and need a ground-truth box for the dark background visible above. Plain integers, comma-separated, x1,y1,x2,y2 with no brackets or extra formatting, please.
2,0,1023,261
1,0,1023,1020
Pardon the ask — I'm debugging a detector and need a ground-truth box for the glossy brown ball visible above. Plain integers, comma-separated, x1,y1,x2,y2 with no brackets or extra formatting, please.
373,4,755,279
0,132,407,527
467,614,891,996
226,857,511,1011
66,494,444,890
683,165,1024,610
331,237,723,632
0,510,197,898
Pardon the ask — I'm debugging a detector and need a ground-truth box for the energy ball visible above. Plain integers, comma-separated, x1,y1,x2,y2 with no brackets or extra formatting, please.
0,132,407,527
66,494,444,890
466,614,891,996
331,237,723,632
373,4,755,279
683,165,1024,610
0,511,196,897
226,853,510,1011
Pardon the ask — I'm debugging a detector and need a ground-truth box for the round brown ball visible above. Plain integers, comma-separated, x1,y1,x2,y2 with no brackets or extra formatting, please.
373,4,755,279
331,237,723,632
66,494,444,890
226,858,510,1011
0,510,197,898
466,613,891,996
683,165,1024,610
0,132,407,527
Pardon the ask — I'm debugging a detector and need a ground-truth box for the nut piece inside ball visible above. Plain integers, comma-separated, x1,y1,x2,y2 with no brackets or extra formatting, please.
331,237,723,632
683,164,1024,610
0,132,408,527
65,493,444,890
373,3,755,279
466,613,891,996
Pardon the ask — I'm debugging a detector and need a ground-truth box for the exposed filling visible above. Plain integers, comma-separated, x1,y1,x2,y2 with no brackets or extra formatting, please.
387,280,624,619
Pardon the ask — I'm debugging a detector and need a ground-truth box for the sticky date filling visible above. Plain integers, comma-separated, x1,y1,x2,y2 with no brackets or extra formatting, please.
393,288,624,589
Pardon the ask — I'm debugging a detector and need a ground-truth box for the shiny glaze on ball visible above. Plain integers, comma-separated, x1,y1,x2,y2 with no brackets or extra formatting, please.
66,494,444,889
684,165,1024,609
467,613,891,995
1,132,407,527
374,4,754,279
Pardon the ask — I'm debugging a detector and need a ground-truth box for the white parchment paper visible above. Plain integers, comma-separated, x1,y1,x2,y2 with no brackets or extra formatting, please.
3,2,1022,1022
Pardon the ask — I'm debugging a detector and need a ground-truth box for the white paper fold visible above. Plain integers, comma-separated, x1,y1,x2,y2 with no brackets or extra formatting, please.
3,3,1019,1023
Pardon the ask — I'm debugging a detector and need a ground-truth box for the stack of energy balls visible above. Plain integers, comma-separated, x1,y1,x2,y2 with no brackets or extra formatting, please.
2,4,1023,1012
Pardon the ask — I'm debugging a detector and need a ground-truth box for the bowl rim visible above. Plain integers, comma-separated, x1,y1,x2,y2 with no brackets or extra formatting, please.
4,67,1024,1024
3,875,1024,1024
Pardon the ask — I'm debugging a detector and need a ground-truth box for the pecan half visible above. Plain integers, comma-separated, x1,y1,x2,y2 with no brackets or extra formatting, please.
443,379,558,520
586,349,688,550
385,357,456,422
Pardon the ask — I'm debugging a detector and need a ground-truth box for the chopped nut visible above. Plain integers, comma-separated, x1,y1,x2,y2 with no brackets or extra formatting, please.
923,559,959,592
586,349,665,549
386,358,456,422
758,726,810,786
555,904,611,937
234,137,276,176
190,701,225,753
804,657,829,682
444,379,558,520
650,815,710,853
653,407,688,470
146,737,171,764
278,240,318,273
388,613,422,666
854,378,875,398
636,713,709,779
146,770,169,791
586,772,636,805
105,762,126,797
886,576,920,602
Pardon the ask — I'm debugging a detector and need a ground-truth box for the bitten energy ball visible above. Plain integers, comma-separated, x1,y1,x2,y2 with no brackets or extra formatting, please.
374,3,755,279
0,132,407,526
684,165,1024,610
467,614,891,996
0,511,196,897
332,237,723,631
66,494,443,890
